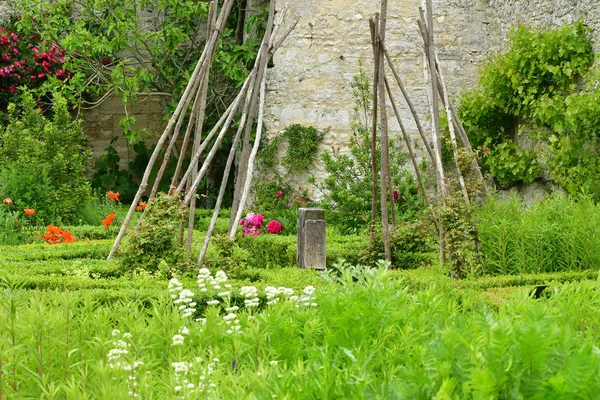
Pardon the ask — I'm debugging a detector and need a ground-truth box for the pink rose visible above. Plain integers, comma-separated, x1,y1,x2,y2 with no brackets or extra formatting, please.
276,190,283,199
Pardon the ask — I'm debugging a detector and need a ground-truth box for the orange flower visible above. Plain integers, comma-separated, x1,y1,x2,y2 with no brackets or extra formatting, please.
24,208,35,215
48,224,62,235
3,198,12,205
107,191,120,202
61,230,76,243
43,224,76,244
102,213,116,230
135,201,147,211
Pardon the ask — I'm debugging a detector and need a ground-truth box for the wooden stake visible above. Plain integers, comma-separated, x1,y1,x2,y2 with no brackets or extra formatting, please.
384,76,439,231
437,56,470,204
229,68,269,237
188,0,219,253
197,74,262,268
377,2,392,263
420,1,446,264
379,40,435,165
368,17,380,239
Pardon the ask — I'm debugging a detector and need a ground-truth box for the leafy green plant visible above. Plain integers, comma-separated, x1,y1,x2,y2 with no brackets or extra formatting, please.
476,194,600,275
281,124,325,171
0,92,91,225
459,21,600,196
14,0,267,142
310,62,427,233
119,193,190,274
359,220,436,269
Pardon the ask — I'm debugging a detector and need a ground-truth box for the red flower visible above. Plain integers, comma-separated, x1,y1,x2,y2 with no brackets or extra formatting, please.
276,190,283,199
267,220,283,235
135,201,147,211
24,208,35,215
107,191,120,202
393,191,399,200
2,198,12,205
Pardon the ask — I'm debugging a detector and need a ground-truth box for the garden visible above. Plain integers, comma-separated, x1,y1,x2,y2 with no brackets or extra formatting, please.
2,0,600,398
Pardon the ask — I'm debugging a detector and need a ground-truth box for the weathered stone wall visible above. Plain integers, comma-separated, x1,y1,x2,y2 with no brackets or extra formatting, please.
82,95,167,170
265,0,493,199
487,0,600,51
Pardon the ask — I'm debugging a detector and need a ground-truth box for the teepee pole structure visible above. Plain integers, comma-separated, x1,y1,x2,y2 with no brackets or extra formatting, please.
107,0,236,260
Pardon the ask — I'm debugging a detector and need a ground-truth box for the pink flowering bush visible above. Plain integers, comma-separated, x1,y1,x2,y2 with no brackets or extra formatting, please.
0,17,68,120
239,213,265,237
240,213,283,236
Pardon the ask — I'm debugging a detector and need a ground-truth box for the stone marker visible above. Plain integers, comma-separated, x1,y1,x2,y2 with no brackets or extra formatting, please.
297,208,326,270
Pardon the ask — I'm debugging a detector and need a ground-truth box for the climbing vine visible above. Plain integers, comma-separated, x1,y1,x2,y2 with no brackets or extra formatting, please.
459,20,600,197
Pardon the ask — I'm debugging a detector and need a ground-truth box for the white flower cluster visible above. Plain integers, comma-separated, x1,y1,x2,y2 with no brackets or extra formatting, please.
223,312,242,335
169,278,197,318
172,357,218,397
172,325,190,347
198,268,229,292
241,286,260,308
264,286,295,305
107,330,143,397
292,286,318,308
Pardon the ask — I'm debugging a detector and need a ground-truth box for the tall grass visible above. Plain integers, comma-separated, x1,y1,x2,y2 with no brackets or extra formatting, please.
476,194,600,275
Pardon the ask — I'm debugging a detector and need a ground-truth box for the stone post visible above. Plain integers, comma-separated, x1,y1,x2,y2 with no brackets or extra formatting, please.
297,208,326,270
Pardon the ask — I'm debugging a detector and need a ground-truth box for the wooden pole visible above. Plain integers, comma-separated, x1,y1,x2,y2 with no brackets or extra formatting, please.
384,76,439,231
421,1,446,264
229,69,268,237
188,0,219,253
368,17,380,239
379,40,435,165
107,0,236,260
197,75,262,268
377,2,392,263
437,55,470,204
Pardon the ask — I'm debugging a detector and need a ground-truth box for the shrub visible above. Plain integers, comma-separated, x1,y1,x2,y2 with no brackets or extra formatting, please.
119,194,190,273
0,92,91,225
359,220,436,269
459,21,600,196
0,16,68,120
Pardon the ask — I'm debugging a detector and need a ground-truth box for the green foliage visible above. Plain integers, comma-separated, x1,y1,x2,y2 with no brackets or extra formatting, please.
250,178,294,211
91,140,180,203
459,21,600,195
281,124,325,171
311,63,427,233
359,221,436,269
119,194,190,273
476,194,600,275
0,92,91,225
253,124,324,211
15,0,264,141
3,257,600,398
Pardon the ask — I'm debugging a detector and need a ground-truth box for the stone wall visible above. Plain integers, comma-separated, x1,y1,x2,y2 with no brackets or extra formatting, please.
487,0,600,50
265,0,493,199
82,95,167,170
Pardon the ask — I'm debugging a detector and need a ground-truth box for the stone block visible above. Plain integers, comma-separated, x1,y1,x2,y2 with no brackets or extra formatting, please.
297,208,326,270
